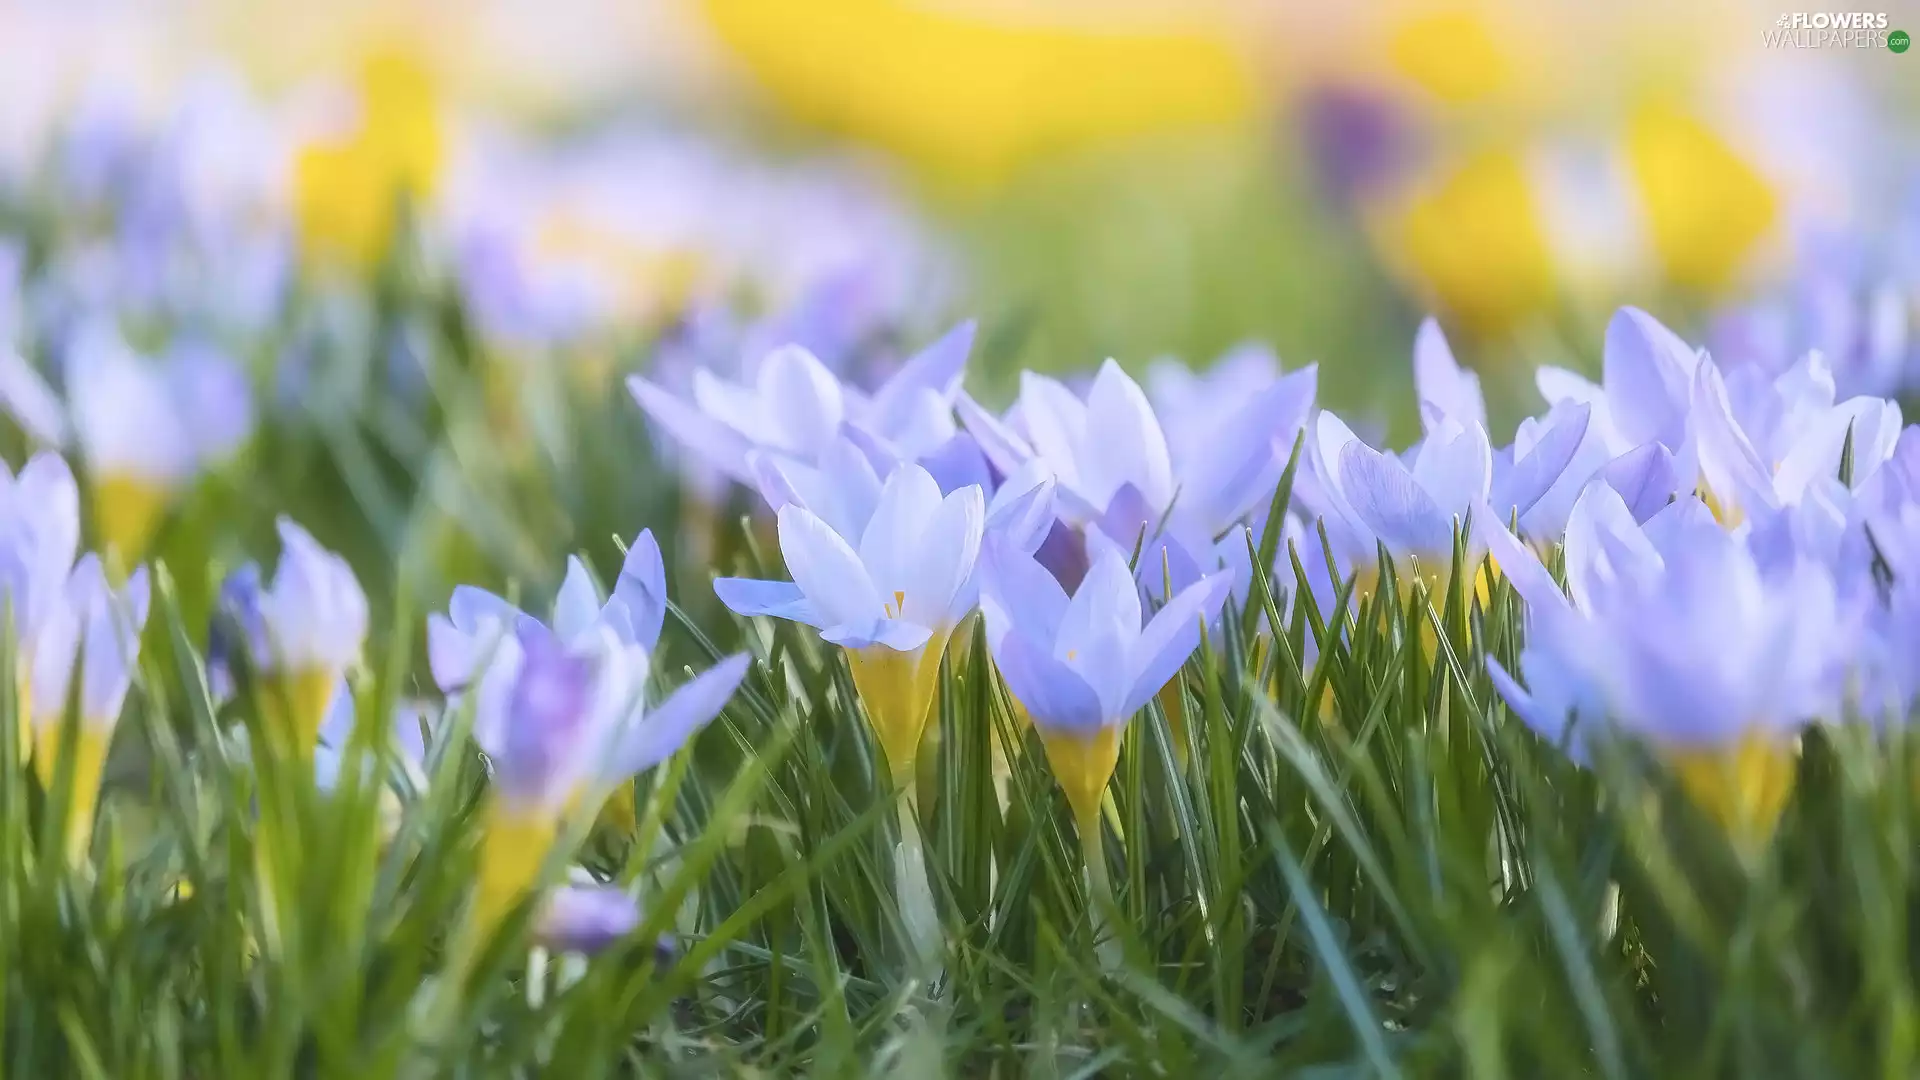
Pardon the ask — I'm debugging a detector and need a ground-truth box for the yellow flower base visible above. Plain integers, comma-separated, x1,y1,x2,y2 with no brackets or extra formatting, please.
846,630,952,787
1039,724,1123,833
258,669,342,762
91,474,173,565
31,722,112,864
470,800,560,941
1667,733,1797,857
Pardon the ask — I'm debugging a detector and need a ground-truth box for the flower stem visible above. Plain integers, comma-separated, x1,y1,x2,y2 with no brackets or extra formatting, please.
1077,806,1120,969
894,790,942,983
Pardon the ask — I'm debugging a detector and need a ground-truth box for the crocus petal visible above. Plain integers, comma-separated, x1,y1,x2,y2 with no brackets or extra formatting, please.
1473,508,1568,618
979,536,1071,651
1602,441,1681,523
1338,441,1452,556
605,653,749,781
901,483,984,627
1563,483,1662,613
1494,402,1591,520
449,585,520,635
0,351,71,447
919,432,993,496
1017,371,1090,492
552,557,602,643
1412,318,1487,433
869,319,972,431
984,460,1059,555
757,345,844,459
1080,359,1175,512
1410,416,1493,510
1691,361,1778,516
955,391,1035,478
609,529,667,652
778,505,881,629
536,884,642,955
713,577,826,627
858,464,944,603
989,624,1107,734
1604,307,1696,449
1182,364,1318,527
1121,570,1232,717
628,375,754,485
821,619,935,651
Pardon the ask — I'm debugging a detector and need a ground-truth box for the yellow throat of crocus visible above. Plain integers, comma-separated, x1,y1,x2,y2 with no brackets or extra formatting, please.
293,47,444,268
1666,731,1798,859
91,473,173,566
31,719,114,865
1038,724,1123,835
470,797,561,941
257,669,343,762
845,624,953,787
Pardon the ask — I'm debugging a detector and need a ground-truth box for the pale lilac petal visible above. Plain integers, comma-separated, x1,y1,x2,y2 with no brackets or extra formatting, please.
713,577,825,626
821,619,934,651
1338,442,1452,556
609,529,667,652
1603,307,1696,448
758,346,845,459
778,505,880,628
1121,570,1231,717
628,375,754,485
989,625,1107,734
552,557,602,643
1495,402,1592,520
1412,318,1486,433
955,391,1035,478
1601,441,1680,522
605,653,748,781
1080,359,1174,512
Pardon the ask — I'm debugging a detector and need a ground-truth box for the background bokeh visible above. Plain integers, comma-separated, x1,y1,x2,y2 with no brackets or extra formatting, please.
8,1,1917,415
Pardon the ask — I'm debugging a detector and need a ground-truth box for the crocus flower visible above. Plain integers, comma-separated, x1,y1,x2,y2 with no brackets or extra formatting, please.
628,320,974,492
23,554,150,864
459,621,748,940
1481,490,1855,854
427,529,669,696
962,356,1316,602
716,462,983,785
292,47,443,268
534,879,644,956
217,519,368,760
0,324,253,560
977,537,1231,836
0,453,83,753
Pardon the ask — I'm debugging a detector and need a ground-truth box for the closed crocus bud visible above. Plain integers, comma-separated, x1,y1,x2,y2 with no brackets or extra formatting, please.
26,554,151,864
534,883,642,956
223,519,368,760
0,452,83,756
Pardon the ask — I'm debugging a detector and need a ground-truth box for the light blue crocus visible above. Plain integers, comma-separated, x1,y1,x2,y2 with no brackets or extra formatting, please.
215,518,368,758
628,320,975,490
428,528,668,696
978,535,1231,829
716,462,983,783
1479,493,1855,851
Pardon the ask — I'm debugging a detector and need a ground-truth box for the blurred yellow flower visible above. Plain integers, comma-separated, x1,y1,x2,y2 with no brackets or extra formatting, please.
1387,146,1556,336
1386,8,1512,105
699,0,1258,186
293,48,444,267
1624,103,1777,293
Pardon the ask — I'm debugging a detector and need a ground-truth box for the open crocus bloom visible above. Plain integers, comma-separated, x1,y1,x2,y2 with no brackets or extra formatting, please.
1480,489,1856,855
978,537,1231,831
627,320,975,490
716,462,983,784
427,528,668,697
960,357,1314,572
460,620,748,938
